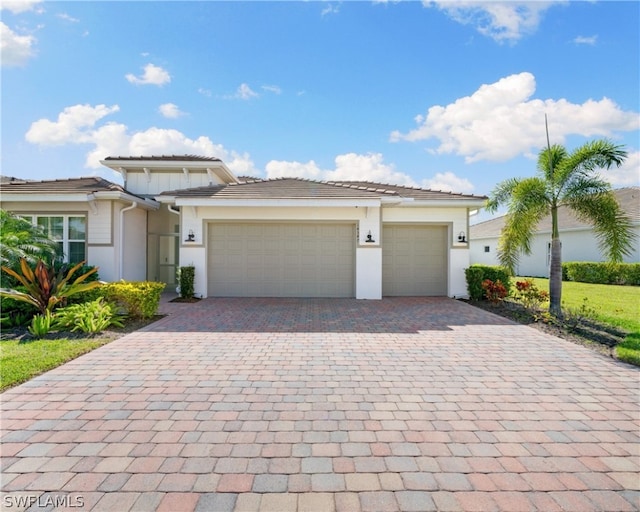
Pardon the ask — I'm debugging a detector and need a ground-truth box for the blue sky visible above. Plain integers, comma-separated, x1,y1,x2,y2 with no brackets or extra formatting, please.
2,0,639,213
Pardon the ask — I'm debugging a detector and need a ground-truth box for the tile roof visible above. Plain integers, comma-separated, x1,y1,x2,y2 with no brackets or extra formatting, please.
103,154,221,162
329,181,487,200
160,177,486,201
160,178,386,199
470,187,640,238
0,176,138,196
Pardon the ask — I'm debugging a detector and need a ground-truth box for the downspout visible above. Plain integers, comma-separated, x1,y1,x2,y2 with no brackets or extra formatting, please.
167,205,181,282
119,202,137,280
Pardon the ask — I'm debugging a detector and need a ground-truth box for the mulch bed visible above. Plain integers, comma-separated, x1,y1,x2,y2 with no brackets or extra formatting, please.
1,316,164,343
169,296,202,303
465,299,628,359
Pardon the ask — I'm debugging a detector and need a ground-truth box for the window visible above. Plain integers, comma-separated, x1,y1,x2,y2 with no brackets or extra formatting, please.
484,246,490,253
24,215,86,263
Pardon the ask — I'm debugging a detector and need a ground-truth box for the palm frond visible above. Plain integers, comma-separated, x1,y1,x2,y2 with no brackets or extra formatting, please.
485,178,522,213
566,190,637,262
495,178,550,272
557,140,627,184
537,144,567,186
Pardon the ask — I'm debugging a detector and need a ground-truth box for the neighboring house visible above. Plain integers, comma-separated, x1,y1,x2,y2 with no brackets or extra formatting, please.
469,187,640,277
1,155,486,299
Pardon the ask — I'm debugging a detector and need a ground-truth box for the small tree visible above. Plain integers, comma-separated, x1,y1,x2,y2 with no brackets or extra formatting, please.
486,139,635,316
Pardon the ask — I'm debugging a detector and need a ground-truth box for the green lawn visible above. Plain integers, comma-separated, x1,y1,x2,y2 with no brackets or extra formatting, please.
0,337,114,392
519,277,640,365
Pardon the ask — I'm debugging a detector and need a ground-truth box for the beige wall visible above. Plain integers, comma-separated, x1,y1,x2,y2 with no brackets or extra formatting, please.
126,170,226,196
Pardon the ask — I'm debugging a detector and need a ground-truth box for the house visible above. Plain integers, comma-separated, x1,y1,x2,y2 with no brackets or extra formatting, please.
0,155,487,299
469,187,640,277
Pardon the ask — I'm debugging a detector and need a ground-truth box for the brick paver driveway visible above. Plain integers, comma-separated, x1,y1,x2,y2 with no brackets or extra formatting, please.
1,297,638,511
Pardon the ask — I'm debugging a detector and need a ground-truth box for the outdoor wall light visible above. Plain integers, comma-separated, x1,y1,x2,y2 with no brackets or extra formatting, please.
186,229,196,242
365,230,375,243
457,231,467,243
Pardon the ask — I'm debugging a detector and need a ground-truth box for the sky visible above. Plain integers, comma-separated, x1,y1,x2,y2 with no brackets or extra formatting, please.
2,0,639,221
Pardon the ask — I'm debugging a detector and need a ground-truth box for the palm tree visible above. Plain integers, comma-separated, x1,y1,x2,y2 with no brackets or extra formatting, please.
0,209,59,270
486,139,635,316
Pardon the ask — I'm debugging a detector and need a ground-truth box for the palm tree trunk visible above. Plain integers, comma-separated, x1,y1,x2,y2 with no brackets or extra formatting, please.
549,238,562,316
549,204,562,317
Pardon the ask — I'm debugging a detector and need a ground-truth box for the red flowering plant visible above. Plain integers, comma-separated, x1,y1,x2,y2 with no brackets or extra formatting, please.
513,279,549,312
481,279,508,303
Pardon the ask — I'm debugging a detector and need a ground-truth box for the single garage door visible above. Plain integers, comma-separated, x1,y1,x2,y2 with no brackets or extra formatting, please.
208,223,355,297
382,224,448,296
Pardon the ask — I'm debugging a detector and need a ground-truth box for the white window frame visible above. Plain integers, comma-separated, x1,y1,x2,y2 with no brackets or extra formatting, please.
20,214,87,263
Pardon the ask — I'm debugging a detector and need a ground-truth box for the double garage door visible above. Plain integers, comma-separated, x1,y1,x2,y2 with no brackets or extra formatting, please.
207,222,448,297
208,223,355,297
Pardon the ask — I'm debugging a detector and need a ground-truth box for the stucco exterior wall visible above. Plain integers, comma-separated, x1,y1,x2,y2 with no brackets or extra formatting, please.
356,248,382,299
121,206,148,281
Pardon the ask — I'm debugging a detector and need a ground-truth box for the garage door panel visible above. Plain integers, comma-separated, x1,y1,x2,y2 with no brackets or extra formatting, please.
208,223,354,297
382,225,447,296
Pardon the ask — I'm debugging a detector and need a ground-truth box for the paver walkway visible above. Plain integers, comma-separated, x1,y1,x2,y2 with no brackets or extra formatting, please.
1,297,638,511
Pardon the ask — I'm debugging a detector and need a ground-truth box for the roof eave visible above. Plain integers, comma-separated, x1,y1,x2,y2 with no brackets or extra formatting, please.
173,197,383,207
100,158,238,184
1,191,159,210
387,198,487,208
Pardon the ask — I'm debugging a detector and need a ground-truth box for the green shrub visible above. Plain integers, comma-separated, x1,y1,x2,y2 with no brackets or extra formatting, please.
465,264,511,300
0,295,37,327
102,281,165,319
55,298,125,334
28,310,55,338
179,266,195,299
563,262,640,285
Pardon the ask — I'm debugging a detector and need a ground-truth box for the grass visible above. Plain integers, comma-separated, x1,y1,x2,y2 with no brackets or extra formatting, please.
0,337,114,392
519,277,640,365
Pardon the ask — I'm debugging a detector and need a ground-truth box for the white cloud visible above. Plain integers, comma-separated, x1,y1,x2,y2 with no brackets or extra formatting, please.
266,153,476,193
57,13,79,23
597,150,640,187
25,103,258,176
1,21,36,67
125,63,171,86
265,160,325,180
261,84,282,95
198,87,212,97
425,1,562,43
26,104,120,145
573,35,597,46
1,0,42,14
422,171,474,194
321,4,340,17
391,72,640,163
266,153,416,186
158,103,186,118
226,83,259,100
327,153,416,185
